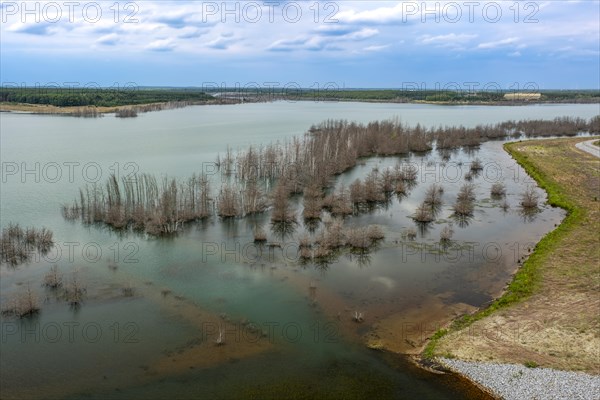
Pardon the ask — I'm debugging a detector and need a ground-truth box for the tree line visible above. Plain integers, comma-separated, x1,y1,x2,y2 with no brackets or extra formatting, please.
289,89,600,103
0,88,214,107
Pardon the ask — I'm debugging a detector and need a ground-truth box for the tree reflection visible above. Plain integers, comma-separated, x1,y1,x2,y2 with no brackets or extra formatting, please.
352,252,372,268
303,218,320,233
519,206,540,223
270,220,297,241
452,214,473,228
416,221,432,236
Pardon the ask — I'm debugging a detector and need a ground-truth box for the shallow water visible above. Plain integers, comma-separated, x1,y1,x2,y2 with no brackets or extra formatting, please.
0,102,596,399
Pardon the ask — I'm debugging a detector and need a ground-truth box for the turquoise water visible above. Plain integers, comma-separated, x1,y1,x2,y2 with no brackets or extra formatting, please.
1,102,597,399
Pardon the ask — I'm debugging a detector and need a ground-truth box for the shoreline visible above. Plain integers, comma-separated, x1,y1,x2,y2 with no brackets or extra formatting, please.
0,99,242,116
414,137,599,396
1,98,599,117
438,358,600,400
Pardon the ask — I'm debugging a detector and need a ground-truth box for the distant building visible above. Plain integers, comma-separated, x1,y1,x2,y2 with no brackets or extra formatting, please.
503,93,542,101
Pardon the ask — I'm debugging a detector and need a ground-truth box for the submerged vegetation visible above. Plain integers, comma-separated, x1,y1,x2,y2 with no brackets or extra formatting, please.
0,224,54,266
63,115,599,237
426,137,599,369
453,183,476,218
1,283,39,318
64,174,212,235
520,186,540,209
301,219,386,264
3,265,88,318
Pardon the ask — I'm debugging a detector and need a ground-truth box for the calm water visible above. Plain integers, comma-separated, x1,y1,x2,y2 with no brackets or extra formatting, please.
1,102,598,399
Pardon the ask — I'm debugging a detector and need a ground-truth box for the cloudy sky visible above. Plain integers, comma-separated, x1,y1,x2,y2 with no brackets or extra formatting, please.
1,1,598,88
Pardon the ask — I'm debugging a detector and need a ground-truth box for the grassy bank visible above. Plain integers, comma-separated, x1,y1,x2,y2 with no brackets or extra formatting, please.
425,137,600,372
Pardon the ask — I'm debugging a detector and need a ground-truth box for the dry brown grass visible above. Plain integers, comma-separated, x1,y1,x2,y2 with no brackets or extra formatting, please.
0,100,222,115
436,137,600,373
0,102,117,114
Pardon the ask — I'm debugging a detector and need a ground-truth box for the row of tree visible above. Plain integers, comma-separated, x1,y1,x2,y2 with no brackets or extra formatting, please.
64,174,212,235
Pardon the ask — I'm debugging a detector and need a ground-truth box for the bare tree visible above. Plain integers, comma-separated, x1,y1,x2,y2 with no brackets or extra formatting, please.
457,183,476,203
65,270,85,307
424,184,443,206
1,224,54,266
451,183,476,217
217,184,241,218
366,225,385,241
271,179,295,223
414,202,434,222
364,170,384,202
440,225,454,243
491,182,506,197
254,227,267,243
349,179,365,205
2,283,40,318
470,158,483,171
520,186,540,209
43,265,63,289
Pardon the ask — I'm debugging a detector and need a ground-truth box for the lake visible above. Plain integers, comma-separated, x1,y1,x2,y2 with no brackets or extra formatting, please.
1,102,598,399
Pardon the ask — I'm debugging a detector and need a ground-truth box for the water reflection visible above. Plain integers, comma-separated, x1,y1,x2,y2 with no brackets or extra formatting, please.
452,214,473,228
416,221,432,236
519,207,541,223
270,220,297,240
1,103,587,400
303,218,320,233
313,260,331,275
221,218,240,238
348,252,372,268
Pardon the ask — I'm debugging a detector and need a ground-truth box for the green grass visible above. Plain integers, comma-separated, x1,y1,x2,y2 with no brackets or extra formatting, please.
524,361,539,368
422,140,583,359
422,329,448,359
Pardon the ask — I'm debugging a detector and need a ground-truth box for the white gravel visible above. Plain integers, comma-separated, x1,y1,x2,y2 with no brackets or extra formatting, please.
439,358,600,400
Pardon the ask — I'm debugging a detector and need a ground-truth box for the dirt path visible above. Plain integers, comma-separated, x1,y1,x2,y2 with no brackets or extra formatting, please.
575,139,600,158
434,137,600,374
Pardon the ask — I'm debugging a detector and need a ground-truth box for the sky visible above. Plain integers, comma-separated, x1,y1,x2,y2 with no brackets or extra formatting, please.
1,0,599,89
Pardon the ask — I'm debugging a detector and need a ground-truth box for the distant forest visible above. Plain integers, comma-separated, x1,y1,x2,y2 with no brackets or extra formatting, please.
288,89,600,103
205,87,600,103
0,88,214,107
1,87,599,107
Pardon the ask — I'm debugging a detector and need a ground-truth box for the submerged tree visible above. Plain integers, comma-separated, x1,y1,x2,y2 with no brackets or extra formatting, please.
491,182,507,198
2,283,39,318
303,184,323,220
520,186,540,209
413,202,434,223
43,265,63,289
424,184,444,206
217,184,241,218
71,173,212,235
271,178,295,223
0,224,54,266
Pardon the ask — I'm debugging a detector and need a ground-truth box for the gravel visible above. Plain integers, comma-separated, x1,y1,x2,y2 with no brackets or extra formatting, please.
439,358,600,400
